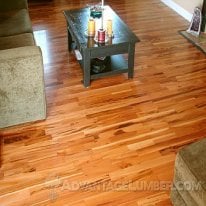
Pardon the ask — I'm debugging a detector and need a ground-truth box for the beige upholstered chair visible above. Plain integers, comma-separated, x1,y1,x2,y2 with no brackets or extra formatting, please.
0,0,46,128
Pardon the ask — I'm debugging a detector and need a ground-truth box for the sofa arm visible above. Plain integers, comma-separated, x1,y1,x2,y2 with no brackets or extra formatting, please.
0,0,28,11
0,46,47,128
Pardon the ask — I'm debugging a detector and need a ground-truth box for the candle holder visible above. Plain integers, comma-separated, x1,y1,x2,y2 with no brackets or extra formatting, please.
89,4,102,18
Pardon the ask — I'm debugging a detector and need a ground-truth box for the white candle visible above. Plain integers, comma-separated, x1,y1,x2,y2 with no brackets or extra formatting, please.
101,3,104,29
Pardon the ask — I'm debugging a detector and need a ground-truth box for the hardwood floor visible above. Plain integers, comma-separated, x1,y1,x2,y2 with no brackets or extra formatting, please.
1,0,206,205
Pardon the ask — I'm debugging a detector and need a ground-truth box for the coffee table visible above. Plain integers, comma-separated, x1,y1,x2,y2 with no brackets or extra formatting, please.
63,6,139,87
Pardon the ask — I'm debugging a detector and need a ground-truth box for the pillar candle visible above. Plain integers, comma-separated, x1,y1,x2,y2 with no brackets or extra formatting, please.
107,19,113,37
88,19,95,36
98,29,106,43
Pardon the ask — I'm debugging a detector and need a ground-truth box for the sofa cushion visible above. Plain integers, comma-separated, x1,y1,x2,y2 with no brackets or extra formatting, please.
0,9,32,37
0,0,28,11
0,33,35,50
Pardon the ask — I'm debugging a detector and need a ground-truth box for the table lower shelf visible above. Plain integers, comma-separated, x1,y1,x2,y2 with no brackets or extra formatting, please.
79,54,129,80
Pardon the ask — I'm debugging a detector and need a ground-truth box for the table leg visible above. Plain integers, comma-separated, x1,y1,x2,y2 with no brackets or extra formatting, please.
128,43,135,78
83,50,91,87
67,26,72,52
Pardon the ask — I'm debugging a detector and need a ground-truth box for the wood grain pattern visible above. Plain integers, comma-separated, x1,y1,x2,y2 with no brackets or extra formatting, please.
0,0,206,205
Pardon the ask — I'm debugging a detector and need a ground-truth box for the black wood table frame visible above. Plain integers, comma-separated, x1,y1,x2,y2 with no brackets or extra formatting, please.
64,6,139,87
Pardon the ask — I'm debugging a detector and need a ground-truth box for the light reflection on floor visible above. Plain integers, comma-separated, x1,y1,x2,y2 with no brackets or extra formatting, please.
34,30,50,65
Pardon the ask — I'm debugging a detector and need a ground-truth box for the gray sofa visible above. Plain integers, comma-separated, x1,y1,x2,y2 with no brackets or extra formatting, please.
0,0,46,128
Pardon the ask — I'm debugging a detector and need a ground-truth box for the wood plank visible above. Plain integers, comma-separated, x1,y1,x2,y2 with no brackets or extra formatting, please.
0,0,206,205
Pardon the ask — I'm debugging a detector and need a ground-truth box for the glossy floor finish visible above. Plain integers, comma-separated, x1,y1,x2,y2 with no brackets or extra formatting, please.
1,0,206,205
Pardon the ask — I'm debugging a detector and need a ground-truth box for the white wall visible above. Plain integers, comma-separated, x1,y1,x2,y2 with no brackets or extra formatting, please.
161,0,204,21
173,0,203,13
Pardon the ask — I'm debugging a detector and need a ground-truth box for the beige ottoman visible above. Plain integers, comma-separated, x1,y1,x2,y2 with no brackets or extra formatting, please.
170,138,206,206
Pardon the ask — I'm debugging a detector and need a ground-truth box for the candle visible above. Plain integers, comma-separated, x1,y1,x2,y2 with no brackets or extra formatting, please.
88,19,95,36
98,29,106,43
107,19,113,37
102,0,104,8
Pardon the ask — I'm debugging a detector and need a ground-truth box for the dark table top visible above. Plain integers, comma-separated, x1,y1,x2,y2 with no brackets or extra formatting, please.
63,5,139,50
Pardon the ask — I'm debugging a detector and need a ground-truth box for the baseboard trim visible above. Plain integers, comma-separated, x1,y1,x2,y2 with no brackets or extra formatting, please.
161,0,192,22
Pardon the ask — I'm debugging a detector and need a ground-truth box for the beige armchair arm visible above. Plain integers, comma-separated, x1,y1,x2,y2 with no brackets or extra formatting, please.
0,46,46,128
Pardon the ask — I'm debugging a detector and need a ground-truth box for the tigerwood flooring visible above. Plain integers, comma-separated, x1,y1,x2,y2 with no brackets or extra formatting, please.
0,0,206,205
